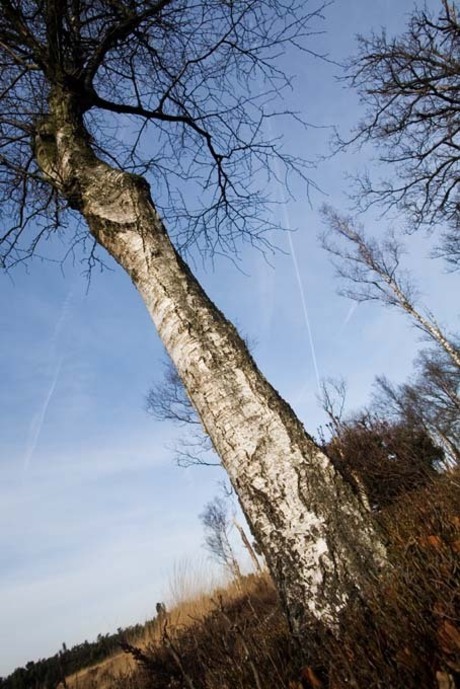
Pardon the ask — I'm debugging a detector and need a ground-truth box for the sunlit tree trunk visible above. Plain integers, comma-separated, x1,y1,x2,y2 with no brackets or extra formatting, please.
35,91,386,637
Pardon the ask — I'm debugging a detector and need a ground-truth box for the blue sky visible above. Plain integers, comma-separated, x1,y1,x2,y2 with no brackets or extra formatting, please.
1,0,458,676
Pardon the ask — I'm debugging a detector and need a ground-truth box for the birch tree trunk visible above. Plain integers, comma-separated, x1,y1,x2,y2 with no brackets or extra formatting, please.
35,91,386,638
385,281,460,370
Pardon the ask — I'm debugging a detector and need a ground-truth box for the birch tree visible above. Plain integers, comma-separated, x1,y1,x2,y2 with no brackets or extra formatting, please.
0,0,385,639
321,206,460,369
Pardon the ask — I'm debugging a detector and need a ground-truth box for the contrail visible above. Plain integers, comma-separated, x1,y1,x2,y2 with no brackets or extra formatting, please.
23,287,73,471
285,229,321,394
341,302,358,332
23,356,63,472
264,116,321,394
50,288,73,347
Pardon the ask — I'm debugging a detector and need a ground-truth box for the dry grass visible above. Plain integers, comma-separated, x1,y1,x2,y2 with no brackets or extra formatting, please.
114,573,293,689
64,471,460,689
63,565,256,689
64,652,138,689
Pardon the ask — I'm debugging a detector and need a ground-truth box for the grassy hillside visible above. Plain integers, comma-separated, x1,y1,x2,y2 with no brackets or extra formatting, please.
63,575,275,689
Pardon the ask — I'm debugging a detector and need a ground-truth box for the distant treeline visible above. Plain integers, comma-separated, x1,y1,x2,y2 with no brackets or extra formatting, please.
0,621,152,689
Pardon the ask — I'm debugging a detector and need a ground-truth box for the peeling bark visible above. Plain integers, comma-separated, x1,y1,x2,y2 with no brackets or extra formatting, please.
34,91,386,638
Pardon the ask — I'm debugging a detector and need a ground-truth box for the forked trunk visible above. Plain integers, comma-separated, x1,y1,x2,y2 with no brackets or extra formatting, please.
35,92,386,638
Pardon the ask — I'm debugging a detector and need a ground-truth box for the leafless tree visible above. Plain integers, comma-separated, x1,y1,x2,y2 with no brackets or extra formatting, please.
0,0,386,641
318,211,459,469
340,0,460,267
374,347,460,466
318,376,347,436
200,496,242,580
321,206,460,368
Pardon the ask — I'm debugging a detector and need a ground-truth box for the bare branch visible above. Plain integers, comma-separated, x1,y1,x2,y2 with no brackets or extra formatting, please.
318,377,347,435
339,2,460,267
0,0,326,267
146,357,220,468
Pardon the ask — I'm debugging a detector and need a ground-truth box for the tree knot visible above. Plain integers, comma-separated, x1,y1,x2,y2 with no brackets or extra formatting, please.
33,116,59,180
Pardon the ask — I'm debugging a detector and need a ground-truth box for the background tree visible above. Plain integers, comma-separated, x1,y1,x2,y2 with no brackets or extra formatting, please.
340,0,460,268
321,0,460,498
374,347,460,466
320,206,460,467
320,206,460,368
324,412,442,510
0,0,386,644
200,496,242,580
146,357,217,467
318,377,443,510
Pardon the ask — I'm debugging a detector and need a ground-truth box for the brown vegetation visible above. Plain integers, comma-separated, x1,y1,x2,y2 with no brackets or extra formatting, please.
62,575,259,689
85,471,459,689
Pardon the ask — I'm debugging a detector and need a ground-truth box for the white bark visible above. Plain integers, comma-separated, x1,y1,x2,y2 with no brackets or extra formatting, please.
35,92,386,636
387,280,460,370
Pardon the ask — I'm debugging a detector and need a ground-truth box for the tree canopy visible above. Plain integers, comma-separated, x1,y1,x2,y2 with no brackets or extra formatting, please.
342,0,460,266
0,0,322,268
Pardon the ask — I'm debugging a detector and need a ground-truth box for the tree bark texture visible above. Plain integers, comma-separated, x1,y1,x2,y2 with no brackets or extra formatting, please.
34,91,386,637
